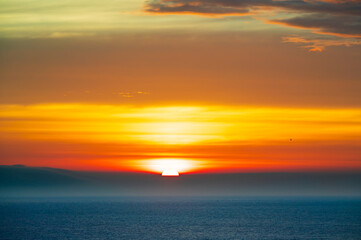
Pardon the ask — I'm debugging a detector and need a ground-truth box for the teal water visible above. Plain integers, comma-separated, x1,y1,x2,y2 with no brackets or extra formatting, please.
0,198,360,240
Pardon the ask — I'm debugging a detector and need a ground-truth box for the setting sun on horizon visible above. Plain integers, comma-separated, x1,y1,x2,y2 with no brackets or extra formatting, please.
0,104,360,174
1,0,361,238
162,169,179,177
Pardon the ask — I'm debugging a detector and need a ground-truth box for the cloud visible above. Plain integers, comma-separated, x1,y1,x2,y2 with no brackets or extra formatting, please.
144,0,361,50
282,35,361,52
270,14,361,38
112,91,150,98
145,0,361,16
144,0,361,16
144,1,251,16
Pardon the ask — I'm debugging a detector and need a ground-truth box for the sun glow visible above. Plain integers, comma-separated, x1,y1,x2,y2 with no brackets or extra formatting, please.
0,104,361,172
139,158,196,174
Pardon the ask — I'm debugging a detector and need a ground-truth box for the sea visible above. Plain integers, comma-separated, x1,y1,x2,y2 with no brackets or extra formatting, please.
0,197,360,240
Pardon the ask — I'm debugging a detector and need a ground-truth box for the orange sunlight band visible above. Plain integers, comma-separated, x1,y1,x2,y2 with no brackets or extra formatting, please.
0,104,360,173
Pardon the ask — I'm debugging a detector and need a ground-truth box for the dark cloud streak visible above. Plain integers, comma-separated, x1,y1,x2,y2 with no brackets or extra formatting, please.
145,0,361,38
270,14,361,37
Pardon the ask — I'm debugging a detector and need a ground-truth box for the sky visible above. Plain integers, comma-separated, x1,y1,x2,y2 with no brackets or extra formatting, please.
0,0,360,175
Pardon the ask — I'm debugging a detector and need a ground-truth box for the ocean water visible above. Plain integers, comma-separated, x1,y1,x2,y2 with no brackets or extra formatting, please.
0,197,360,240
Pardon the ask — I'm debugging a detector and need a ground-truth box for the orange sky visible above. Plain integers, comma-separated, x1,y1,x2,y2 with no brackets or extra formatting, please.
0,0,360,174
0,104,360,173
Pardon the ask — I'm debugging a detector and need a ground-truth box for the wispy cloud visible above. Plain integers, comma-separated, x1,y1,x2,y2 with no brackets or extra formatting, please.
144,0,361,50
112,91,150,98
282,35,361,52
269,14,361,38
144,0,361,17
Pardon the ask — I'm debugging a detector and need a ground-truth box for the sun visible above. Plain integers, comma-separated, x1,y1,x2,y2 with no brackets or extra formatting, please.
139,158,195,176
161,169,179,177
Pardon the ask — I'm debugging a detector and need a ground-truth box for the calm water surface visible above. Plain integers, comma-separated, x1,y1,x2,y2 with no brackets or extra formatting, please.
0,197,360,240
